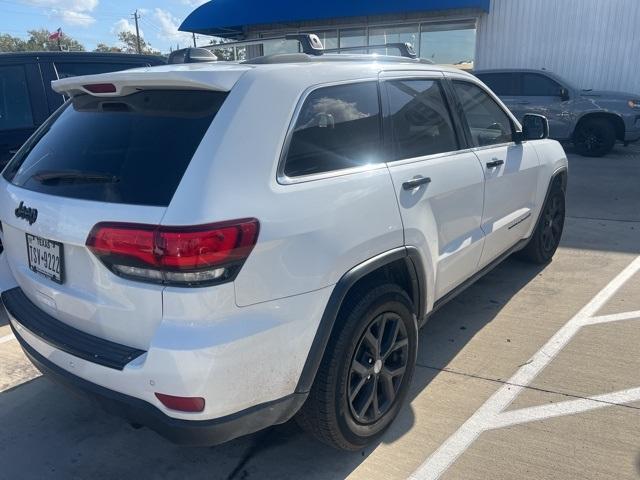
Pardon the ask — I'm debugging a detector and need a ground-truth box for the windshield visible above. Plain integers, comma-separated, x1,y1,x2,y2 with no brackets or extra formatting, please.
3,89,227,207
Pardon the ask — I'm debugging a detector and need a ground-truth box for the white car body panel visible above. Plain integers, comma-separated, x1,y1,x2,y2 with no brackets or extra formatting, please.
0,60,568,434
386,150,486,302
473,142,541,268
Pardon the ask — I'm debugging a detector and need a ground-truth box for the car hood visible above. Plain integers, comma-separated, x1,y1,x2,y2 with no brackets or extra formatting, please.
580,89,639,100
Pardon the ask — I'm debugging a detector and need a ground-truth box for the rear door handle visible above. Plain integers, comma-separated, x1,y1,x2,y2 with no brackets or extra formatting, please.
486,160,504,168
402,177,431,190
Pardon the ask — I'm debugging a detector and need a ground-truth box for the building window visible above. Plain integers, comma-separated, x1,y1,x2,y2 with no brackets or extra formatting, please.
339,28,367,53
420,21,476,68
308,30,338,50
368,24,419,56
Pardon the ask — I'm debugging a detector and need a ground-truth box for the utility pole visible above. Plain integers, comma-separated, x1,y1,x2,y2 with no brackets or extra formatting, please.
132,9,142,54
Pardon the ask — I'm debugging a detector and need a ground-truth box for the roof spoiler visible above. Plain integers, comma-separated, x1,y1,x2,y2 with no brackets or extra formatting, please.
52,68,247,97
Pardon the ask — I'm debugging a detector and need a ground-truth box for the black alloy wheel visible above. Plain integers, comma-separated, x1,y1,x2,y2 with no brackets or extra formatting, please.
517,186,566,264
348,312,409,424
574,118,616,157
540,193,565,255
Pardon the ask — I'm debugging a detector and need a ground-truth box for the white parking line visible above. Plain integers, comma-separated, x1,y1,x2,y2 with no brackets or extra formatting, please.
585,309,640,325
0,333,15,344
491,387,640,429
409,255,640,480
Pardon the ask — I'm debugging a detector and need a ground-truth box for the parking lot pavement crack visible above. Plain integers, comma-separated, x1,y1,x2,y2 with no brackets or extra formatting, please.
414,363,640,413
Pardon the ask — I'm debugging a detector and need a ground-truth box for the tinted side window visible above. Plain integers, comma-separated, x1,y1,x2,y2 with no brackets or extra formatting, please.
522,73,562,96
475,73,519,96
386,79,458,160
55,62,146,79
0,65,34,131
453,81,513,147
284,82,381,178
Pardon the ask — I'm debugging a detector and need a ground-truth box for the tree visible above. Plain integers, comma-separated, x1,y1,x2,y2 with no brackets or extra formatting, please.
0,33,27,52
94,43,123,53
24,29,85,52
117,31,159,55
209,38,235,61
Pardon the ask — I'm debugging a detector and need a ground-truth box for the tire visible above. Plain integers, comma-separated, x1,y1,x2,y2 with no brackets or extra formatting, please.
517,185,566,264
296,284,418,451
573,118,616,157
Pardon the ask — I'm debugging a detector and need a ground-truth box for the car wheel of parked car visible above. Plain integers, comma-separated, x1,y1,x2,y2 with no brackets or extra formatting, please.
573,118,616,157
518,184,566,264
296,284,418,451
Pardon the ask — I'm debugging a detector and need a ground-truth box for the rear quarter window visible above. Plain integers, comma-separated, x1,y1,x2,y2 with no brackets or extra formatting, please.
3,90,227,207
283,81,382,178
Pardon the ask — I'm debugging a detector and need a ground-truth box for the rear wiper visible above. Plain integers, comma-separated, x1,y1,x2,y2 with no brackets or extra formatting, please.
31,170,120,185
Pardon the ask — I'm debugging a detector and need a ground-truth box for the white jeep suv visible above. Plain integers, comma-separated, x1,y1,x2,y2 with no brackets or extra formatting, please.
0,48,567,451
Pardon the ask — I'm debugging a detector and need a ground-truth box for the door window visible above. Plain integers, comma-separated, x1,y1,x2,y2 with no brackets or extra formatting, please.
386,79,458,160
283,81,382,178
475,73,519,96
0,65,34,131
521,73,563,96
453,81,513,147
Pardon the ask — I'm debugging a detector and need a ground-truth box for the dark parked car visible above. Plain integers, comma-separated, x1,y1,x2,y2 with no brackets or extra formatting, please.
0,51,165,167
475,69,640,157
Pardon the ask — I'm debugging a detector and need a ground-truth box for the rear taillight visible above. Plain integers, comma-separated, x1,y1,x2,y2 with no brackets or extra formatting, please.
86,219,259,287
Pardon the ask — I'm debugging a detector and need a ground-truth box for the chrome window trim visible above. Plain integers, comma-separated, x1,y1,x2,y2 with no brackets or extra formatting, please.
277,77,383,185
384,148,476,168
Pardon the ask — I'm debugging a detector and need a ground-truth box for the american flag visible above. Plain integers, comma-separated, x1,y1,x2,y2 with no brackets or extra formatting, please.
48,28,63,41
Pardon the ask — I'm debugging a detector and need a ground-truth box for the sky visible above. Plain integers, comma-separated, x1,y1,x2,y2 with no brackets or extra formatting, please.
0,0,209,53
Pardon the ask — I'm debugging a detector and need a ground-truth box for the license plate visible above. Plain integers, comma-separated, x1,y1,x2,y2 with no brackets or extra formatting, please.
25,234,64,284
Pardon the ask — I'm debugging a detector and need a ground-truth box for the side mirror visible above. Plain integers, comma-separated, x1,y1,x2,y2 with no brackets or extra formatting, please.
514,114,549,142
559,87,570,101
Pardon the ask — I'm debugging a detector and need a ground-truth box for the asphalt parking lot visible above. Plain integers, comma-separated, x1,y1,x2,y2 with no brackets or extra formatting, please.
1,144,639,480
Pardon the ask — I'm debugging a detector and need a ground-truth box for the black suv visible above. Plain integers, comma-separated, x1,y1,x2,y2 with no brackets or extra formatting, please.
0,51,165,167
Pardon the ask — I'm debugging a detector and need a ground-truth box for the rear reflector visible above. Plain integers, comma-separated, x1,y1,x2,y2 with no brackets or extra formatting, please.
83,83,117,94
155,393,205,413
86,219,259,287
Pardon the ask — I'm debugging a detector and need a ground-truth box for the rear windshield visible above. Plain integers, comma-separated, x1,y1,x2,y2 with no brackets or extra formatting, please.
3,90,227,206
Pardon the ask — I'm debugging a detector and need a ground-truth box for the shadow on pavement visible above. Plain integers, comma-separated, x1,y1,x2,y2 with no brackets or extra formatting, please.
0,257,545,480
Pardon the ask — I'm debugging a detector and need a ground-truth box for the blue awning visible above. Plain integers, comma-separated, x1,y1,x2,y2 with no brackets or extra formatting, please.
180,0,490,37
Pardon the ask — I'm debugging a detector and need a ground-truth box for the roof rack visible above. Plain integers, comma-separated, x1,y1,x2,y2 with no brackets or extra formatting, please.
195,33,424,64
324,42,418,59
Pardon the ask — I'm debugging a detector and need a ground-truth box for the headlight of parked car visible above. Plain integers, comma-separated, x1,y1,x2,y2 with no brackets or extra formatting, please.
629,99,640,109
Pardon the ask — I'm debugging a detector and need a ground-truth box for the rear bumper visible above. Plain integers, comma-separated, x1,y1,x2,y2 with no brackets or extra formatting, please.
2,286,313,446
10,318,306,446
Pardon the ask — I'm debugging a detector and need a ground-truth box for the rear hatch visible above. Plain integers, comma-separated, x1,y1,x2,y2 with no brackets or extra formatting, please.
0,69,241,350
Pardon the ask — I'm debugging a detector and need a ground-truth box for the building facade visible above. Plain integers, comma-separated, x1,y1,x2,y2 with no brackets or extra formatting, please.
181,0,640,93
